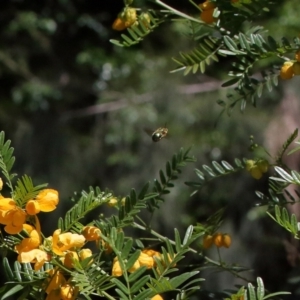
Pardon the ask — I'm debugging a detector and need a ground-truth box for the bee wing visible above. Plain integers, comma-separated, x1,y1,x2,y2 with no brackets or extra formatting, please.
144,128,154,137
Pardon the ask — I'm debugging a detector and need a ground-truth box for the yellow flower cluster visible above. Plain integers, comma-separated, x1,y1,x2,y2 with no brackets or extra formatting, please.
280,50,300,80
0,188,59,234
203,233,232,249
0,183,108,300
112,249,162,276
112,7,151,31
245,159,268,180
199,1,217,24
112,7,137,31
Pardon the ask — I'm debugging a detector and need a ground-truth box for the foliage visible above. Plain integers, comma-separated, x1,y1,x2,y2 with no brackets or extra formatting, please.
111,0,300,114
1,0,300,299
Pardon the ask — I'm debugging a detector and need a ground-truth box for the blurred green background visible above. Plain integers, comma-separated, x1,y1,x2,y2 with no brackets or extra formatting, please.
1,0,300,298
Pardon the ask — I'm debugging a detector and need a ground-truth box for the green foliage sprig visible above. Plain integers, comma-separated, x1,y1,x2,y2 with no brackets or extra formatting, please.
185,158,244,195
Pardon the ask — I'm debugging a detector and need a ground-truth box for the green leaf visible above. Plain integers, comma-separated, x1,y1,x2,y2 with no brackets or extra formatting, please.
212,161,225,174
224,36,238,52
130,275,151,294
274,167,293,182
256,277,264,300
128,266,147,282
0,284,24,300
169,271,199,288
174,229,182,252
183,225,193,246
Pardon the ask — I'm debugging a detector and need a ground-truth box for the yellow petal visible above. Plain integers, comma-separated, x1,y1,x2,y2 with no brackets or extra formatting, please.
36,189,59,212
26,200,41,215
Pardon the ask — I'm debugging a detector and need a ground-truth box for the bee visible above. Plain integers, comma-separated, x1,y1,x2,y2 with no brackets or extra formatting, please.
145,126,168,142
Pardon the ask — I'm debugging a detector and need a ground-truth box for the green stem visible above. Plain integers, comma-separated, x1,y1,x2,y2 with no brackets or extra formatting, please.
133,222,252,282
153,0,206,25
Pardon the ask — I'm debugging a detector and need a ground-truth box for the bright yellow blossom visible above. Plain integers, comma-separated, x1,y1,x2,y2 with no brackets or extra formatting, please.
60,283,79,300
15,225,41,253
52,229,85,256
79,248,93,261
138,252,156,268
18,249,49,271
112,258,123,277
45,269,67,295
0,198,27,234
151,295,164,300
26,189,59,215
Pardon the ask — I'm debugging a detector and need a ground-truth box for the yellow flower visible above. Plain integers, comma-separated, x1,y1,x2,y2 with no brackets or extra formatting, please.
15,225,41,253
60,283,79,300
142,249,161,259
0,198,27,234
82,226,101,241
18,249,49,271
45,269,67,295
112,7,137,31
280,61,294,80
79,248,93,261
123,7,137,28
151,295,164,300
52,229,85,256
138,252,155,269
0,178,3,190
107,197,118,207
26,189,59,215
245,159,268,180
128,258,141,273
112,258,123,277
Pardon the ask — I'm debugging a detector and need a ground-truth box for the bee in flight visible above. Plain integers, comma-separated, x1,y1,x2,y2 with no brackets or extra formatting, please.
145,126,168,142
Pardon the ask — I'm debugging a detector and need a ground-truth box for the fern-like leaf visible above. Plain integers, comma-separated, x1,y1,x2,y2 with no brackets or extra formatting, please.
0,131,16,191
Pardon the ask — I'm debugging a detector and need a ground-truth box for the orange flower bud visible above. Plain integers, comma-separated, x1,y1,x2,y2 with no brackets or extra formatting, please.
112,17,127,31
280,61,295,80
199,1,216,10
200,9,216,24
82,226,101,241
213,233,223,247
203,234,214,249
222,234,231,248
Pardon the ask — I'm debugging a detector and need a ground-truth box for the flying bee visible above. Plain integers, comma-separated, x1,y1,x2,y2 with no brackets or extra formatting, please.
145,126,168,142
